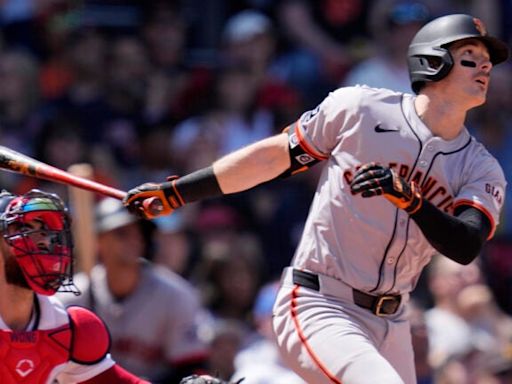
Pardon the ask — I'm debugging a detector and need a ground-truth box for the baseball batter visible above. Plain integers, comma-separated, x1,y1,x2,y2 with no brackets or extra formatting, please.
124,14,509,384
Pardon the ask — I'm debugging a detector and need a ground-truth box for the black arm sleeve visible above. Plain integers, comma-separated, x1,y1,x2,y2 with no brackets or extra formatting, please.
410,200,492,265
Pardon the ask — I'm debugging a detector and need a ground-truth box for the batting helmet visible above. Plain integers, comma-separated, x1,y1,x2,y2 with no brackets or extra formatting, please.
0,189,79,296
407,14,510,93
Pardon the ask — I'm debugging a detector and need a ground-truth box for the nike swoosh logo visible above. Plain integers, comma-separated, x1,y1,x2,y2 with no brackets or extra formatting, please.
374,124,399,133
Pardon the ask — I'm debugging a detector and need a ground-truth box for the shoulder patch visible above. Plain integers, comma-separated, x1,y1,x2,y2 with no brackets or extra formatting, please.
67,306,111,365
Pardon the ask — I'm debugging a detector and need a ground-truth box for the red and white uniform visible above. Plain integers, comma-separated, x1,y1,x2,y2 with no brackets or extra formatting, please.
0,294,115,384
273,85,506,383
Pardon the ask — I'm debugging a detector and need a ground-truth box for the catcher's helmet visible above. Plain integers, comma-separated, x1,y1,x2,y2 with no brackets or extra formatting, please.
0,189,79,296
408,14,510,93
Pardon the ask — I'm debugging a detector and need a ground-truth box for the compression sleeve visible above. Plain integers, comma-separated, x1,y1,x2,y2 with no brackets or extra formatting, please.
79,364,150,384
410,200,491,264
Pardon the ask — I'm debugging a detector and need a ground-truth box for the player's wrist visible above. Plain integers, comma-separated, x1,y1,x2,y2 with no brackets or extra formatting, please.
404,181,423,214
161,177,186,209
170,166,224,205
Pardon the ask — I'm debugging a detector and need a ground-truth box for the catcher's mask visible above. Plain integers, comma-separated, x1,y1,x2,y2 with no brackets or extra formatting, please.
0,189,79,296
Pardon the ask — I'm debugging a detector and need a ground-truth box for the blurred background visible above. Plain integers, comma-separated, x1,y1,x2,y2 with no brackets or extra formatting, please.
3,0,512,383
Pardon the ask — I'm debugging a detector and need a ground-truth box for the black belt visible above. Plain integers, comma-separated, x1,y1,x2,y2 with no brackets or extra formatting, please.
292,269,401,317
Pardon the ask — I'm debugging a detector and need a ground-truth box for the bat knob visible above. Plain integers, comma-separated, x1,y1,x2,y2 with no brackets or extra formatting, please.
142,197,163,218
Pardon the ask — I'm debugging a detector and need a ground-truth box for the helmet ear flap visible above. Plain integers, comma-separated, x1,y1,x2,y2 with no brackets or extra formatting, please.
409,48,454,93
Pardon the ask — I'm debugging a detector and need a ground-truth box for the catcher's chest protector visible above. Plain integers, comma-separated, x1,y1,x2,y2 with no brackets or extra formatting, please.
0,306,110,383
0,325,71,383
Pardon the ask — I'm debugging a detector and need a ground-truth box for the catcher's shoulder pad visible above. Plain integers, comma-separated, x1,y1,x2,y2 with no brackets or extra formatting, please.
67,305,111,364
179,374,244,384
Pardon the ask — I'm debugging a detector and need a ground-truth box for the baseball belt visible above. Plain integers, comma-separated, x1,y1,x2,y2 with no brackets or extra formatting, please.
292,269,402,317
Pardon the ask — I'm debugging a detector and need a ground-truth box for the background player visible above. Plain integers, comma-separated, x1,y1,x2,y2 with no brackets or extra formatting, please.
0,188,148,383
123,14,509,384
59,197,210,383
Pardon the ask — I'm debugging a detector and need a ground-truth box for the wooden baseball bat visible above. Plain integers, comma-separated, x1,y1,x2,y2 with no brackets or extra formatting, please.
0,145,125,198
0,145,163,215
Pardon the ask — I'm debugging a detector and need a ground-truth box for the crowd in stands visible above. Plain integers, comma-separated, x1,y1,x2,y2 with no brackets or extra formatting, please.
2,0,512,382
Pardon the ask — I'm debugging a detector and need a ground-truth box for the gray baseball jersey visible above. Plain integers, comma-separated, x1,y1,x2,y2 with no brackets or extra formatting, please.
59,262,209,381
272,85,506,384
292,85,504,294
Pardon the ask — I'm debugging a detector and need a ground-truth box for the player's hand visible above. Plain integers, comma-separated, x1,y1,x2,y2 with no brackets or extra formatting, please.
350,162,423,214
123,177,184,219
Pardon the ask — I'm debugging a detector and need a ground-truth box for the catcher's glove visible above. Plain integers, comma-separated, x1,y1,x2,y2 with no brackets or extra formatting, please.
350,162,423,214
179,375,244,384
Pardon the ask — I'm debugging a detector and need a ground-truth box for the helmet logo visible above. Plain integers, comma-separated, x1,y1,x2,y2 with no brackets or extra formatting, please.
473,18,487,36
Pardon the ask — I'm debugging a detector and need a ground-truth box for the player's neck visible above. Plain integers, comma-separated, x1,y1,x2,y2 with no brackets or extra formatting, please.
414,94,467,140
0,284,35,330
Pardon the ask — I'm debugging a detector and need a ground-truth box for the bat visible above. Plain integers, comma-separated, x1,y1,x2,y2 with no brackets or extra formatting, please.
0,145,163,215
0,145,126,199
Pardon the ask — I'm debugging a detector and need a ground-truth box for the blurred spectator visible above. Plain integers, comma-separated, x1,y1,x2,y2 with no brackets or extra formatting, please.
58,197,209,383
457,284,512,359
342,0,431,92
151,212,191,276
191,231,265,324
221,10,303,128
407,299,434,384
171,61,274,173
101,35,151,174
273,0,370,106
0,49,42,155
12,112,94,199
231,281,306,384
200,318,247,382
480,239,512,317
424,255,482,368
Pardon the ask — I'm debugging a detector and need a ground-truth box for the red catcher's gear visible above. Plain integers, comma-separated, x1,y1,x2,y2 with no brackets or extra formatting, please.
0,306,110,383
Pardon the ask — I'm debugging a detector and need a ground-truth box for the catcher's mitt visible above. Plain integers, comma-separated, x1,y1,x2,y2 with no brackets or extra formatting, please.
179,375,244,384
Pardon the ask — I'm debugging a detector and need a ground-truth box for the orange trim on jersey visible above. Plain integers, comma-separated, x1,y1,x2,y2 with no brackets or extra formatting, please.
291,285,342,384
453,199,496,240
294,122,329,161
172,179,185,206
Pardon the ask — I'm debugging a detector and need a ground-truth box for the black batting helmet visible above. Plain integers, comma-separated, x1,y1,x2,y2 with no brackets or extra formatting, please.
407,14,510,93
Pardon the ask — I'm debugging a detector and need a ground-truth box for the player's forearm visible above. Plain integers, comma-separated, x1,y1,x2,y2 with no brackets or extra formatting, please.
123,133,290,219
411,201,490,264
213,132,290,194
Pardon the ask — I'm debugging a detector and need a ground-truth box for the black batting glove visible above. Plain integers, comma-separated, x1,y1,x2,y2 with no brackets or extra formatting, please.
123,176,184,219
350,162,423,214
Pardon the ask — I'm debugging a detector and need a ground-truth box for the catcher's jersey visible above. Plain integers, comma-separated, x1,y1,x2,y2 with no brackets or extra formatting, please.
290,85,506,295
0,295,114,384
59,262,209,380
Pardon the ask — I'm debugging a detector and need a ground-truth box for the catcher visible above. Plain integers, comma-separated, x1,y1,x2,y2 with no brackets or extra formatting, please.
0,189,148,383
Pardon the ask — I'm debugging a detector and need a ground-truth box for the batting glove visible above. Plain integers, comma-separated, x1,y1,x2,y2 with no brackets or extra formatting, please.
179,375,244,384
123,176,184,219
350,163,423,214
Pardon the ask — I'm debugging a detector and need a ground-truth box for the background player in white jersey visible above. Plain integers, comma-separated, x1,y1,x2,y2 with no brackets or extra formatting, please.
123,14,509,384
0,189,148,383
59,197,210,383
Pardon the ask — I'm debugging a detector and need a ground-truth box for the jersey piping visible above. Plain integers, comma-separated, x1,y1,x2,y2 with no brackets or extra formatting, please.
370,94,423,293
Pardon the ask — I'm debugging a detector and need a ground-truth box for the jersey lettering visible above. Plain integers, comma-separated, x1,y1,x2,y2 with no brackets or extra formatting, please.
485,183,503,205
0,326,70,383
